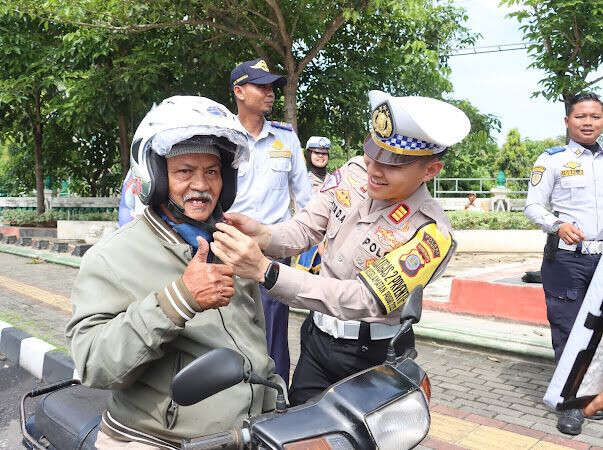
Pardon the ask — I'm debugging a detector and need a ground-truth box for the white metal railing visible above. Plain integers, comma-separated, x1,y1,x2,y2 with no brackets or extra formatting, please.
433,177,530,198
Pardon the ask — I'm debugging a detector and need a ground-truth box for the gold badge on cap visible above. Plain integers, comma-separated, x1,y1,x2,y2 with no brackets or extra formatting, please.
372,103,393,138
250,60,270,72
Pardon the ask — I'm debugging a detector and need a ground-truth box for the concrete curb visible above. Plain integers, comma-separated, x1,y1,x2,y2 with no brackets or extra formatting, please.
0,243,81,268
0,320,77,383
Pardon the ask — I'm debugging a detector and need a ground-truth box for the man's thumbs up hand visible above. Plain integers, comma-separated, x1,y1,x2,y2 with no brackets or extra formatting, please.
182,237,235,311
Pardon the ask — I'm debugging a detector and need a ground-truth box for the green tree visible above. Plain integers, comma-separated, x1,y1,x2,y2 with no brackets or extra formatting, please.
500,0,603,112
0,12,67,212
437,100,501,193
298,2,474,162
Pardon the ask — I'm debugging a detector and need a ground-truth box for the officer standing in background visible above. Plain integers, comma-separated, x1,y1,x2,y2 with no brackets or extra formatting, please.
525,92,603,434
290,136,332,273
305,136,331,191
211,90,470,405
228,58,313,384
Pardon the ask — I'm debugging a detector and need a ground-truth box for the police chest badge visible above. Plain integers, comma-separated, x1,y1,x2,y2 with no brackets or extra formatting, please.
530,166,545,186
335,189,351,207
372,103,393,138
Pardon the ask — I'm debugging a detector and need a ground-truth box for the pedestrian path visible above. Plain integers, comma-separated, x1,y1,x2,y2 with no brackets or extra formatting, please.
422,404,601,449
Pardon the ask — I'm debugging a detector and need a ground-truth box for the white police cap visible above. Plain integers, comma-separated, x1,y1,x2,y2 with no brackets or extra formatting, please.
364,90,471,165
306,136,331,154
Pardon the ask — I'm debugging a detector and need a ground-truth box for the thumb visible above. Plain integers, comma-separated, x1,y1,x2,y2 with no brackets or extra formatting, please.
223,212,246,229
195,237,210,263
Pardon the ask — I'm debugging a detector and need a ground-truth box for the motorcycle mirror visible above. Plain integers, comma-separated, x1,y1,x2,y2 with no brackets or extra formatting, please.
400,286,423,324
171,348,245,406
386,287,423,365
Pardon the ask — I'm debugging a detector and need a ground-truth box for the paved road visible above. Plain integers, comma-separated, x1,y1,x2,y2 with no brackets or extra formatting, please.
1,252,602,449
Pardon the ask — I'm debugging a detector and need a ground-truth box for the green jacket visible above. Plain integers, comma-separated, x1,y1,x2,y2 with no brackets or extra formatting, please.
66,207,280,443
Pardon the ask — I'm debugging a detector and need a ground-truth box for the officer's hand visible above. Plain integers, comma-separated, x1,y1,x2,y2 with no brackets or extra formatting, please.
558,223,586,245
584,392,603,417
182,237,235,310
212,223,271,282
223,212,271,250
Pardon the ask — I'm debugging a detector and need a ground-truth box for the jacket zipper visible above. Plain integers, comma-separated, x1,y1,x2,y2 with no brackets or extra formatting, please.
165,352,183,429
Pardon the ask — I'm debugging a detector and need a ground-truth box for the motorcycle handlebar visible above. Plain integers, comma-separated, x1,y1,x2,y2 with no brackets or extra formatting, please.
182,429,243,450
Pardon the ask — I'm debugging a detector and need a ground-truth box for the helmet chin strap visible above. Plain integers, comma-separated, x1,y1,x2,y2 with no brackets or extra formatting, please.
165,197,224,235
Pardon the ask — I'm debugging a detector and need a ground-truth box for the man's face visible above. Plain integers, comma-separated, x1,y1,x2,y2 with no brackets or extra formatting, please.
166,153,222,222
364,154,443,201
234,83,275,115
565,100,603,145
310,150,329,168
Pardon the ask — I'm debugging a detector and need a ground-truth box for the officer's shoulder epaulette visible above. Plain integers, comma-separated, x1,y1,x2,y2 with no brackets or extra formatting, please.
270,121,293,131
544,146,566,155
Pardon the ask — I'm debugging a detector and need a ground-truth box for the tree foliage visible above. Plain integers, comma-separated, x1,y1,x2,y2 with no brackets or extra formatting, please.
0,1,490,198
500,0,603,110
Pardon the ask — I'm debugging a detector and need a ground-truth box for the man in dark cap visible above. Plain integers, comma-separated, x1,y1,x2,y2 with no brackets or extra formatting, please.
228,58,312,384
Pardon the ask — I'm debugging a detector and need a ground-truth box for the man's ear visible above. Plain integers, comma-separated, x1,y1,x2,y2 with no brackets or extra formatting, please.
422,160,443,182
233,85,245,102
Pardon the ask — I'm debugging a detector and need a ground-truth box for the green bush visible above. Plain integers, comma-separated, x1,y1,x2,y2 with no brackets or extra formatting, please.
447,211,539,230
0,209,117,226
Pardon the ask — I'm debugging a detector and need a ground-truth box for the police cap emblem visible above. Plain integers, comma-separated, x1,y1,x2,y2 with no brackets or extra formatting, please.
250,59,270,72
372,103,393,138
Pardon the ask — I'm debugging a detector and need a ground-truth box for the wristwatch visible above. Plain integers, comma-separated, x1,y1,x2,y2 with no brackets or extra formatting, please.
551,220,563,233
261,261,280,290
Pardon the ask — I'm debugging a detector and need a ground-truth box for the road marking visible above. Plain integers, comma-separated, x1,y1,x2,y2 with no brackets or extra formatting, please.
0,275,71,312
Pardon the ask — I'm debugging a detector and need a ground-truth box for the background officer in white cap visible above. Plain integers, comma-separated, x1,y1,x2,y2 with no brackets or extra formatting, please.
525,92,603,434
211,90,471,405
229,58,313,384
305,136,331,191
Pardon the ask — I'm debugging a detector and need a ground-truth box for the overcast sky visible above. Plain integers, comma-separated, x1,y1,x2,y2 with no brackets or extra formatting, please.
448,0,603,145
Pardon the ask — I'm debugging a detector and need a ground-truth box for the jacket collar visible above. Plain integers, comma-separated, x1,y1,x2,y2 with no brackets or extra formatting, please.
143,207,187,246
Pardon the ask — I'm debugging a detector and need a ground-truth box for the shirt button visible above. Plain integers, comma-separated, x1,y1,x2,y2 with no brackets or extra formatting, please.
337,255,344,263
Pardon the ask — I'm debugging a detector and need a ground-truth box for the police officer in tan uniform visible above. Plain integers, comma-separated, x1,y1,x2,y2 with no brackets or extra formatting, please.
305,136,331,192
212,90,470,404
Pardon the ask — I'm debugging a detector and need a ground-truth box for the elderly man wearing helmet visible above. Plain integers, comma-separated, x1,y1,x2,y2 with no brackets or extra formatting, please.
211,91,471,406
66,97,286,449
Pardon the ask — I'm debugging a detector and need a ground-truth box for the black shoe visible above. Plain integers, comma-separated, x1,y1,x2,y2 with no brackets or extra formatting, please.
587,410,603,421
557,409,584,435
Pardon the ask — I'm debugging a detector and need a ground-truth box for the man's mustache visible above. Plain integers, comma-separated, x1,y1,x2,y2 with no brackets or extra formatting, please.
183,191,214,203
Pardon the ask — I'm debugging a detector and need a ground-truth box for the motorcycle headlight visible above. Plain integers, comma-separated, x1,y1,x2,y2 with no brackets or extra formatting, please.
365,390,430,449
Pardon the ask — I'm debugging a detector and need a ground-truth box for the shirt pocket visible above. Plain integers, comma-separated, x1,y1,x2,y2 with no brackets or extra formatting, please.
560,175,587,202
268,157,291,189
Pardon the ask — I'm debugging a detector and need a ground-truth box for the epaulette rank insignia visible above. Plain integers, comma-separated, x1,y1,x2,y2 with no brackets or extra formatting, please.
389,203,410,224
544,146,565,155
320,170,341,192
270,121,293,131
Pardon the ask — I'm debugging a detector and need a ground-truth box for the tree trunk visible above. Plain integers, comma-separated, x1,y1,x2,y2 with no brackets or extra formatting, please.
32,88,45,214
118,112,130,177
282,75,299,131
562,92,572,144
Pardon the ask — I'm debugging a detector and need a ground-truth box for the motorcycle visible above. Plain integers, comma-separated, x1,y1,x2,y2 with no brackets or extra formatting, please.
21,287,431,450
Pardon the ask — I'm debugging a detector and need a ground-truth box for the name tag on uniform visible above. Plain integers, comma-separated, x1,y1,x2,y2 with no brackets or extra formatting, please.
560,161,584,177
269,150,292,158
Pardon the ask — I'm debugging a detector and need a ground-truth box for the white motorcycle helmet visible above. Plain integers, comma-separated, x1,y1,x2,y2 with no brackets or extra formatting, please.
129,96,249,230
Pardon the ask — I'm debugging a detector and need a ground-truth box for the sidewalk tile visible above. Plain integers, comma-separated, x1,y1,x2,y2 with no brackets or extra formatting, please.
502,423,546,440
422,437,466,449
431,404,470,419
540,435,589,450
429,412,480,443
458,425,538,450
464,414,507,428
531,442,577,450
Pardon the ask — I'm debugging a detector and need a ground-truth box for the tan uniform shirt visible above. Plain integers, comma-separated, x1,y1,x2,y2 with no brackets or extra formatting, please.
265,156,452,325
308,171,326,193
